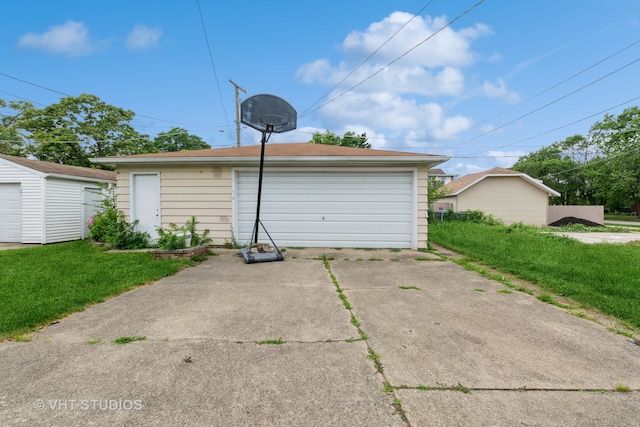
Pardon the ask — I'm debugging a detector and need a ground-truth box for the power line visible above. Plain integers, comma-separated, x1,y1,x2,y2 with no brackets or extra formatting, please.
0,71,208,127
300,0,485,118
463,56,640,143
196,0,233,139
300,0,436,116
472,37,640,130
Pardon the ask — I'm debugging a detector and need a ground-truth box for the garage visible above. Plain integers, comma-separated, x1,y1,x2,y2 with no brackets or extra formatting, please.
236,170,414,248
0,183,21,242
92,143,449,250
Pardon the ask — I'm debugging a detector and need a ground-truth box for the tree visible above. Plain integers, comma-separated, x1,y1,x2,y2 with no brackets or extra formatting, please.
16,94,153,167
511,142,583,205
588,106,640,212
0,99,30,156
310,130,371,149
153,127,210,152
427,179,449,210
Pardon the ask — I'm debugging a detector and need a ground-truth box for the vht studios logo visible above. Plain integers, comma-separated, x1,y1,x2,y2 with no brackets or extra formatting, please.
34,399,143,411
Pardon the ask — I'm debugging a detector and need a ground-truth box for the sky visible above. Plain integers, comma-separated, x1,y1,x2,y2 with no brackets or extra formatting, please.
1,0,639,177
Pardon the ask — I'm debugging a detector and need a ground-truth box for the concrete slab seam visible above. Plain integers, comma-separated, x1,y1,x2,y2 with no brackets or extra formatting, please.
320,256,411,426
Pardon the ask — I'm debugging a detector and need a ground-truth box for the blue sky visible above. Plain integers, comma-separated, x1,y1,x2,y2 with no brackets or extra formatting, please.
1,1,639,176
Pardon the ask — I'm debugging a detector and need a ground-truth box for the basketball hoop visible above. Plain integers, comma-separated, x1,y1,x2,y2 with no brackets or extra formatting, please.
238,94,297,264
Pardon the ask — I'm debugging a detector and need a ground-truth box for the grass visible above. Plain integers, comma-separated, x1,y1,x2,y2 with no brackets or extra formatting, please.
112,336,146,345
429,221,640,329
0,240,195,339
399,285,421,290
258,338,285,345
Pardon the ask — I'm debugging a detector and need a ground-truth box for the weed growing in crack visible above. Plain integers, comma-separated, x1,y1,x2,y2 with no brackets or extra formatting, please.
615,384,631,392
86,339,101,345
350,314,361,328
258,338,284,345
399,285,421,290
112,336,145,345
367,350,384,373
382,382,394,394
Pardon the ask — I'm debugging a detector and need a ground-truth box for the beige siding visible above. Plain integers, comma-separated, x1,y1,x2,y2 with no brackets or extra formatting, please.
417,167,428,249
456,176,549,226
116,165,233,245
116,163,431,249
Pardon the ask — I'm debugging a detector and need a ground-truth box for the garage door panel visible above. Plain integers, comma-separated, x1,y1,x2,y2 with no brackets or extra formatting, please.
237,170,414,248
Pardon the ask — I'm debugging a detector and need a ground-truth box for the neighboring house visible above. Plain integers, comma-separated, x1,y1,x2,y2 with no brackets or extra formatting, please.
0,154,116,244
92,143,448,250
438,167,560,226
428,168,456,186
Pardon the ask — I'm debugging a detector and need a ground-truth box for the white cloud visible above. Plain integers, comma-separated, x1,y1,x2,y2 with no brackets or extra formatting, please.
487,150,526,168
126,24,162,51
318,91,473,141
17,20,99,57
481,78,520,103
295,11,491,143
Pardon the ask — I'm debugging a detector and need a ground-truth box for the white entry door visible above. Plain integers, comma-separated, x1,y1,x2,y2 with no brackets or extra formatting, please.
131,173,161,241
0,183,22,242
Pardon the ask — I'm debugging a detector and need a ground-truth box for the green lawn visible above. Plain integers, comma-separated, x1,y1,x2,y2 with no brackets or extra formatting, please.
604,213,640,222
429,221,640,329
0,240,195,339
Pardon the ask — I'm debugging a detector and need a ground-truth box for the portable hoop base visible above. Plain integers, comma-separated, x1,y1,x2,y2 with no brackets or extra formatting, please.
239,245,285,264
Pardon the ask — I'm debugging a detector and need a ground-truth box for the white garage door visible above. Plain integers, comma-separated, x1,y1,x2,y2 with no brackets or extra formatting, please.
236,170,414,248
0,183,22,242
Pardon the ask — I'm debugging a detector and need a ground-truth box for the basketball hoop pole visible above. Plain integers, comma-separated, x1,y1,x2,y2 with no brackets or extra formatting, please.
239,94,296,264
251,129,268,245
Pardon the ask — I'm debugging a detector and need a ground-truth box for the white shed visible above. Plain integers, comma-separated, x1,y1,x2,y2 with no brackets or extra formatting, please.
0,154,116,244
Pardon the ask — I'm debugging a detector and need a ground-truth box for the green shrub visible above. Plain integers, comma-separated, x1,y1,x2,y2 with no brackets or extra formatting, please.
87,185,149,249
156,216,211,250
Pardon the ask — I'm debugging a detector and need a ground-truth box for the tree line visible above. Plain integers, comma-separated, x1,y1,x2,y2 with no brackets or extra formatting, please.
0,94,210,168
511,106,640,212
0,94,371,170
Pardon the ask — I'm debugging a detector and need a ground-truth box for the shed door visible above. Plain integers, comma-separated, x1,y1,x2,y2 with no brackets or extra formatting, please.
131,173,161,241
0,183,22,242
236,170,414,248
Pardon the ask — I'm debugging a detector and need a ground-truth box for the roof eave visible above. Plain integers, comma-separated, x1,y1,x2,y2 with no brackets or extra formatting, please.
44,172,116,183
91,155,450,167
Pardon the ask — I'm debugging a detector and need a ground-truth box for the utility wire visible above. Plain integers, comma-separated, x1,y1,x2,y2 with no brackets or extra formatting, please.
0,71,206,127
472,37,640,129
464,57,640,143
300,0,485,118
196,0,232,138
300,0,436,116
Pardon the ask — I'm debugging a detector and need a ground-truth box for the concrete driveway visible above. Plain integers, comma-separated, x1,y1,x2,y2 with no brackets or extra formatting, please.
1,248,638,426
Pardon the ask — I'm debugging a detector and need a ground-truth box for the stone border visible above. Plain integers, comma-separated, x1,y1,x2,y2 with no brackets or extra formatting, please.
151,244,210,260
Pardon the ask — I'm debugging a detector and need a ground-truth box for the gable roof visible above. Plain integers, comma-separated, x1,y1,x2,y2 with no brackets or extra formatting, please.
0,154,116,182
445,167,560,197
91,143,449,167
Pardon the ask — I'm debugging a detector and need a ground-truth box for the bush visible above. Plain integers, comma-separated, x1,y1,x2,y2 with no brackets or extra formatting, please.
156,216,212,250
87,185,149,249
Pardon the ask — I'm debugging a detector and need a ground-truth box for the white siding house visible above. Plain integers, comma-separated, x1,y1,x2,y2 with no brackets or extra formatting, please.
93,143,449,250
0,154,116,244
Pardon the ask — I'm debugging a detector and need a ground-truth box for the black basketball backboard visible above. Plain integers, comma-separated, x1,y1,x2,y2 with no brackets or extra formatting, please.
241,94,297,133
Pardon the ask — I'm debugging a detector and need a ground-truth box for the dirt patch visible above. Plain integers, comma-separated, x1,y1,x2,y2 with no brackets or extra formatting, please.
548,216,602,227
